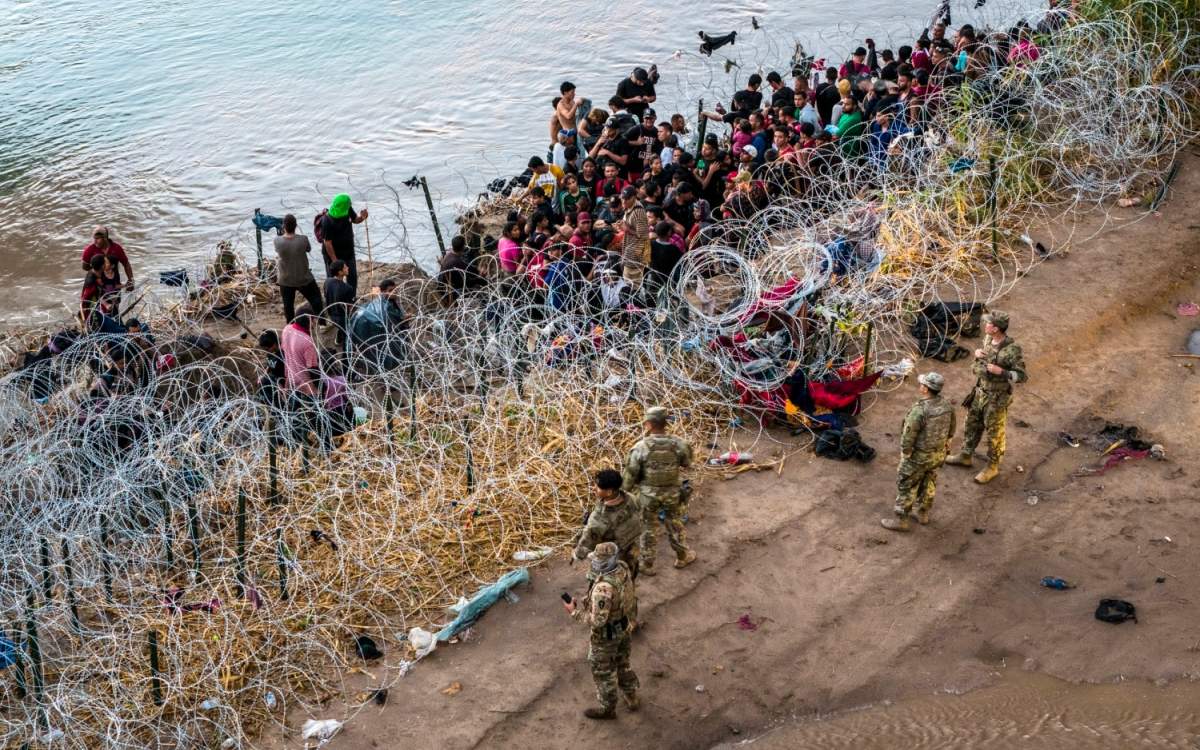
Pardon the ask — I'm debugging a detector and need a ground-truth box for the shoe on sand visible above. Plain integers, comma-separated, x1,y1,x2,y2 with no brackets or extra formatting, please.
917,509,931,525
623,693,640,712
944,452,974,467
674,550,697,569
880,517,911,532
584,706,616,720
974,463,1000,484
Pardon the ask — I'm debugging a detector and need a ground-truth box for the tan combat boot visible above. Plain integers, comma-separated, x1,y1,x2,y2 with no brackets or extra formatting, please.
880,516,911,532
974,462,1000,484
639,562,656,577
674,550,697,569
622,692,640,712
584,705,617,720
916,508,931,525
944,452,974,467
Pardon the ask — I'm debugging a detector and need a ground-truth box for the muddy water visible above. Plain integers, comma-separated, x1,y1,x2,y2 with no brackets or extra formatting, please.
721,671,1200,749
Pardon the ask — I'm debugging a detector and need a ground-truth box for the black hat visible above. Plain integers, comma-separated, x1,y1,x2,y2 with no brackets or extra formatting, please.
620,185,638,200
642,107,657,119
854,46,868,56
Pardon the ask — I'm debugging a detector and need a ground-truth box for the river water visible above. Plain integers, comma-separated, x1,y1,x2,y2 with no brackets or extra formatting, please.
717,671,1200,749
0,0,1018,324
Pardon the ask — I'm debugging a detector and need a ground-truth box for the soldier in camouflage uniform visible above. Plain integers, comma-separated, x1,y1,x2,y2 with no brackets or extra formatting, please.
622,406,695,575
944,311,1027,484
882,372,956,532
574,469,644,576
565,542,640,720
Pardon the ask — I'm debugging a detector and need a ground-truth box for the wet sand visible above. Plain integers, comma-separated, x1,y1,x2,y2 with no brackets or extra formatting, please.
256,151,1200,749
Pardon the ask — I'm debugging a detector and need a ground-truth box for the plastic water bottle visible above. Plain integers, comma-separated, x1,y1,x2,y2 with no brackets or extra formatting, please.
200,698,220,711
264,691,277,710
708,451,752,466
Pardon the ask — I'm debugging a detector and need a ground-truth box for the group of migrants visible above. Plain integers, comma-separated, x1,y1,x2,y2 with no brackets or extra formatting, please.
42,5,1060,723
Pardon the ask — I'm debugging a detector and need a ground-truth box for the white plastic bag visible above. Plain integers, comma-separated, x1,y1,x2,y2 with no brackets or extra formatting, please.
408,626,437,660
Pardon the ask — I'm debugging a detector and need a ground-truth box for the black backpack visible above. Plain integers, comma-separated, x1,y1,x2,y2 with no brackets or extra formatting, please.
1094,599,1137,624
814,428,876,463
313,209,328,244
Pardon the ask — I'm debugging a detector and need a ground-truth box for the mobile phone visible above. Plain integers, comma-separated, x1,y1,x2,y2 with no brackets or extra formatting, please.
561,592,573,604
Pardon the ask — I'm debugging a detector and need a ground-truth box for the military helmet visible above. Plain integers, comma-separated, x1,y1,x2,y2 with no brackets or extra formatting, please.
643,406,669,424
591,541,619,559
918,372,945,392
983,310,1010,331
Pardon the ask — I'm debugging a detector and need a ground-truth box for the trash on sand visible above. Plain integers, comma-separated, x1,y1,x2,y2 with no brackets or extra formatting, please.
355,635,383,661
264,691,277,710
880,358,915,379
1176,302,1199,317
1095,599,1137,624
301,719,343,744
441,681,463,697
408,627,437,660
1150,444,1166,460
695,684,706,693
435,568,530,642
1059,432,1081,447
972,527,986,535
1093,447,1151,475
1026,494,1039,506
1040,576,1075,590
512,548,552,562
1155,577,1167,584
708,451,752,466
737,614,759,631
369,688,388,706
1150,536,1173,544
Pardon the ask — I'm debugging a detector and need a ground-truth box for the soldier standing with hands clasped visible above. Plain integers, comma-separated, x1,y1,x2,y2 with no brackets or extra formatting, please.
944,311,1027,484
623,406,695,575
564,542,640,720
882,372,956,532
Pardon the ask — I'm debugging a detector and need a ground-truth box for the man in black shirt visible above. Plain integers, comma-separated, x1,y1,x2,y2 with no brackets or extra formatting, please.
615,67,656,119
878,49,899,81
631,109,659,180
766,71,795,111
590,119,633,177
733,73,764,112
663,182,696,236
815,67,841,125
320,193,369,296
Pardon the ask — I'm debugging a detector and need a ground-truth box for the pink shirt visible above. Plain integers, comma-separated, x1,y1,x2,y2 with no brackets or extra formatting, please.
1007,40,1039,65
280,323,319,396
498,237,522,273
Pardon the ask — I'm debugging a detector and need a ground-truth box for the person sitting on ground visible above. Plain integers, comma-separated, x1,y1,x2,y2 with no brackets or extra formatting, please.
323,260,355,347
437,235,471,305
82,226,134,292
557,172,589,217
275,213,324,323
256,329,287,409
497,221,524,276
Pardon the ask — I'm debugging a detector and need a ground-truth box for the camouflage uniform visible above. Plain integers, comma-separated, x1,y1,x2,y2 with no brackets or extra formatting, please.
623,433,694,569
961,333,1026,465
573,490,644,576
572,550,639,713
894,393,957,519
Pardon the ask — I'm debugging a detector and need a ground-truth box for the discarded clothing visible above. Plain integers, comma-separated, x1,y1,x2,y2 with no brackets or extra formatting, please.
1095,598,1137,624
435,568,530,642
809,371,882,411
699,30,737,56
814,428,876,462
252,209,284,235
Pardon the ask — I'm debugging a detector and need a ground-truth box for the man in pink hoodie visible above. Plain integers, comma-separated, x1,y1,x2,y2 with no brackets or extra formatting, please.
281,306,321,445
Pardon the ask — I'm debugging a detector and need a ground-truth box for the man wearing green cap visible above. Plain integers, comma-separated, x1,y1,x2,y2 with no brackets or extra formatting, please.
622,406,695,574
882,371,956,532
320,194,369,296
945,310,1027,484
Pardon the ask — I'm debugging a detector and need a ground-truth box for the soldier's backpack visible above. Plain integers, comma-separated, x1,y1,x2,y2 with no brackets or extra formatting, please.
1094,598,1137,624
643,436,683,487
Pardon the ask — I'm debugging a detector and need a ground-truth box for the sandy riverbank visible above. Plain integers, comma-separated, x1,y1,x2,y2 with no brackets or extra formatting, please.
258,149,1200,749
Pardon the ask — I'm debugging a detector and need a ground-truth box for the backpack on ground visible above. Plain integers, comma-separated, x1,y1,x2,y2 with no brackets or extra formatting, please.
1094,598,1137,624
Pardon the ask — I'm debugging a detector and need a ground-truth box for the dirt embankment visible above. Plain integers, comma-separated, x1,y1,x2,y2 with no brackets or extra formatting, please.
263,153,1200,750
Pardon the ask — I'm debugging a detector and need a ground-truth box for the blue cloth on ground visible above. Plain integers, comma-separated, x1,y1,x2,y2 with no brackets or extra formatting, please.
435,568,530,642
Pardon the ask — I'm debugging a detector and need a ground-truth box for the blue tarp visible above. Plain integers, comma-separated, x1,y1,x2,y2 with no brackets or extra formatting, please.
435,568,530,642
